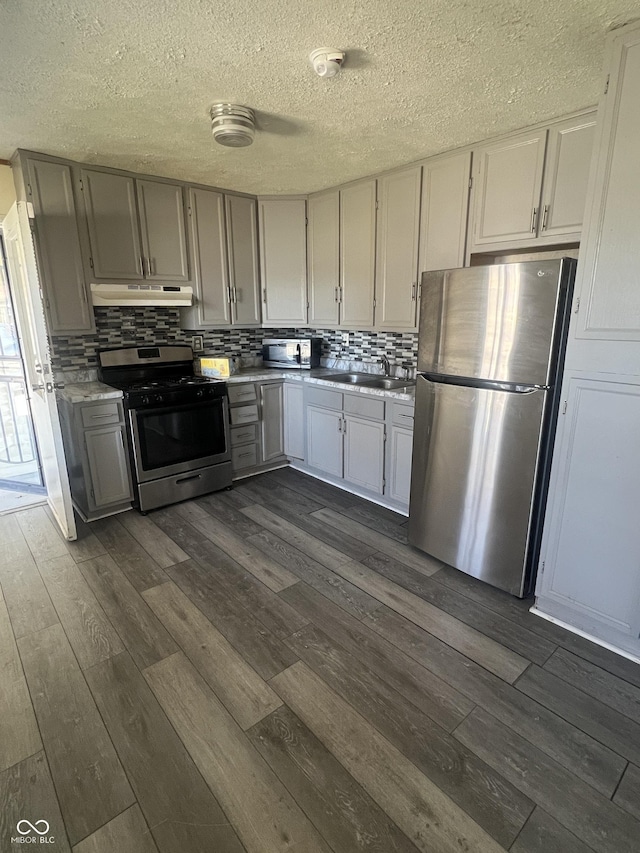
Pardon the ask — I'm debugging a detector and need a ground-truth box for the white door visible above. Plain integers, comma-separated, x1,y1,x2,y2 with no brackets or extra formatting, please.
2,204,76,539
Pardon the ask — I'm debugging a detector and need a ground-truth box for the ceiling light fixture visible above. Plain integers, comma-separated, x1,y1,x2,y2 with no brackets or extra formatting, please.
210,104,256,147
309,48,345,78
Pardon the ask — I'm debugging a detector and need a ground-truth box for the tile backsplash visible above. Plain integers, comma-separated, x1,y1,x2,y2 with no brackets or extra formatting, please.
50,307,419,374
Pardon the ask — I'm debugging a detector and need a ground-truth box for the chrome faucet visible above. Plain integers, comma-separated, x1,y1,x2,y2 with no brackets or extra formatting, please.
380,355,391,377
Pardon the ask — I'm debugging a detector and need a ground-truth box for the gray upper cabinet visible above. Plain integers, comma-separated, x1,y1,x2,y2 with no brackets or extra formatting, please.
539,114,596,241
308,190,340,326
136,179,189,281
259,198,308,325
340,179,376,328
27,158,94,334
471,129,547,248
226,194,261,326
81,168,189,282
419,151,471,274
80,169,142,279
375,166,422,331
187,187,230,326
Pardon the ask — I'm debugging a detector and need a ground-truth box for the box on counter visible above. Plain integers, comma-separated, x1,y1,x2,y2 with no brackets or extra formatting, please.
194,356,239,379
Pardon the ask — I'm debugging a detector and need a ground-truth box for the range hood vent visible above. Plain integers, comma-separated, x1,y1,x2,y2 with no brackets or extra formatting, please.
90,283,193,307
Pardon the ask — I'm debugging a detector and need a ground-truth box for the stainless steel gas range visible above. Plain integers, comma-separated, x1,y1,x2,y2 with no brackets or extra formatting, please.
98,345,232,512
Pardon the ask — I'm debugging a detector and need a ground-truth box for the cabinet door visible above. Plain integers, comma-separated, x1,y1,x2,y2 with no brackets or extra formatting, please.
260,382,285,462
27,159,94,333
540,115,596,240
189,188,230,325
471,130,547,247
137,179,189,281
571,23,640,358
419,151,471,273
284,383,304,460
226,195,261,326
81,169,142,279
340,179,376,328
375,167,422,330
538,376,640,639
84,425,132,508
259,199,307,325
306,406,343,477
386,425,413,506
343,414,385,495
308,190,340,325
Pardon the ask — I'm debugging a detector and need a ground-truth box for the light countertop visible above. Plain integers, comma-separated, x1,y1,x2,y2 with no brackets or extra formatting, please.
56,368,415,404
57,381,123,404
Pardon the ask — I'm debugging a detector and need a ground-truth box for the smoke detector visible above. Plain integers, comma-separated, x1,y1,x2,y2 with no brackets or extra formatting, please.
309,48,345,78
210,104,256,147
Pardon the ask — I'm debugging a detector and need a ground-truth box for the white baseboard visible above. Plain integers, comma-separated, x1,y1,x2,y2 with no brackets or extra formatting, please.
530,605,640,666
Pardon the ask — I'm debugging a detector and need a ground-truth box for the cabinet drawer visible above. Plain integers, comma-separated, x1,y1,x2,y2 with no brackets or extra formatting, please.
232,444,258,470
81,402,122,428
228,383,257,405
230,404,259,426
231,424,258,446
306,386,342,410
344,393,385,421
390,402,415,427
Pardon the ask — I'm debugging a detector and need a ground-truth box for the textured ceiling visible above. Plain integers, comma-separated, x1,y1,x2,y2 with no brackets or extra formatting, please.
0,0,638,194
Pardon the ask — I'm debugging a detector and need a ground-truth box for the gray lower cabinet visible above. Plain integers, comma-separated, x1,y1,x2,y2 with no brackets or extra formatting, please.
24,156,95,334
306,405,344,477
58,398,133,521
343,413,385,494
302,387,414,511
260,382,285,462
283,383,304,460
229,381,286,476
385,402,415,508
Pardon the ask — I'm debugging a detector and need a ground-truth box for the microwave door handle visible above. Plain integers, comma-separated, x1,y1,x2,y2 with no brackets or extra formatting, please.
296,343,302,365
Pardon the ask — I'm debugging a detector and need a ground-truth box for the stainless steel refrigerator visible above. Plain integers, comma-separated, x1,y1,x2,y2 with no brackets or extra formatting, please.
408,258,575,597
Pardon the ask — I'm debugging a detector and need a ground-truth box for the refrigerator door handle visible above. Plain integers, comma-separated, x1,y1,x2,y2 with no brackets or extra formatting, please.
419,373,548,394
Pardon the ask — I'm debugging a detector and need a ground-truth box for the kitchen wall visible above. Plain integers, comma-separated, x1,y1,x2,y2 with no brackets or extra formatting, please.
50,306,419,374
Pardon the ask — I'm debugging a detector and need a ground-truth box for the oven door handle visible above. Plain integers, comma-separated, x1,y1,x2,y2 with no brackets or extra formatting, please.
175,473,203,484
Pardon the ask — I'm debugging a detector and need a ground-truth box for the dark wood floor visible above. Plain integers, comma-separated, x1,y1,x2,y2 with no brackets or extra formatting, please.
1,468,640,852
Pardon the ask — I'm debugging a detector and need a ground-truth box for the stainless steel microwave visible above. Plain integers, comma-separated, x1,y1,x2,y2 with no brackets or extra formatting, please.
262,337,321,369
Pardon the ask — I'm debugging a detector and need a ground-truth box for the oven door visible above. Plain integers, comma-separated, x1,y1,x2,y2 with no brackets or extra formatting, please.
128,397,230,483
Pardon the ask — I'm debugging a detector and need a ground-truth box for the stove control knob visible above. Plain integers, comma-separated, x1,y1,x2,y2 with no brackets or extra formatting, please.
154,394,163,403
196,389,204,398
142,395,150,405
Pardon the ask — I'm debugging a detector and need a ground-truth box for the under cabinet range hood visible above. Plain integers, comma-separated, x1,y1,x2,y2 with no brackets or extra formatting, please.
90,283,193,307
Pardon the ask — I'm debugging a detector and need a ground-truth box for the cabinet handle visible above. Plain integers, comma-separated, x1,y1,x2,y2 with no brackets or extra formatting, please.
88,413,116,419
148,257,154,276
232,286,238,303
227,285,233,304
263,288,267,303
338,418,342,433
343,418,347,434
411,282,417,301
541,204,550,231
335,287,339,303
530,207,538,233
139,256,145,277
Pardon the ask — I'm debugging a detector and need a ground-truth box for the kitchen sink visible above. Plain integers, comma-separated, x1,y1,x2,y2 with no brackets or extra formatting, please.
362,377,415,390
327,373,373,385
327,373,415,392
